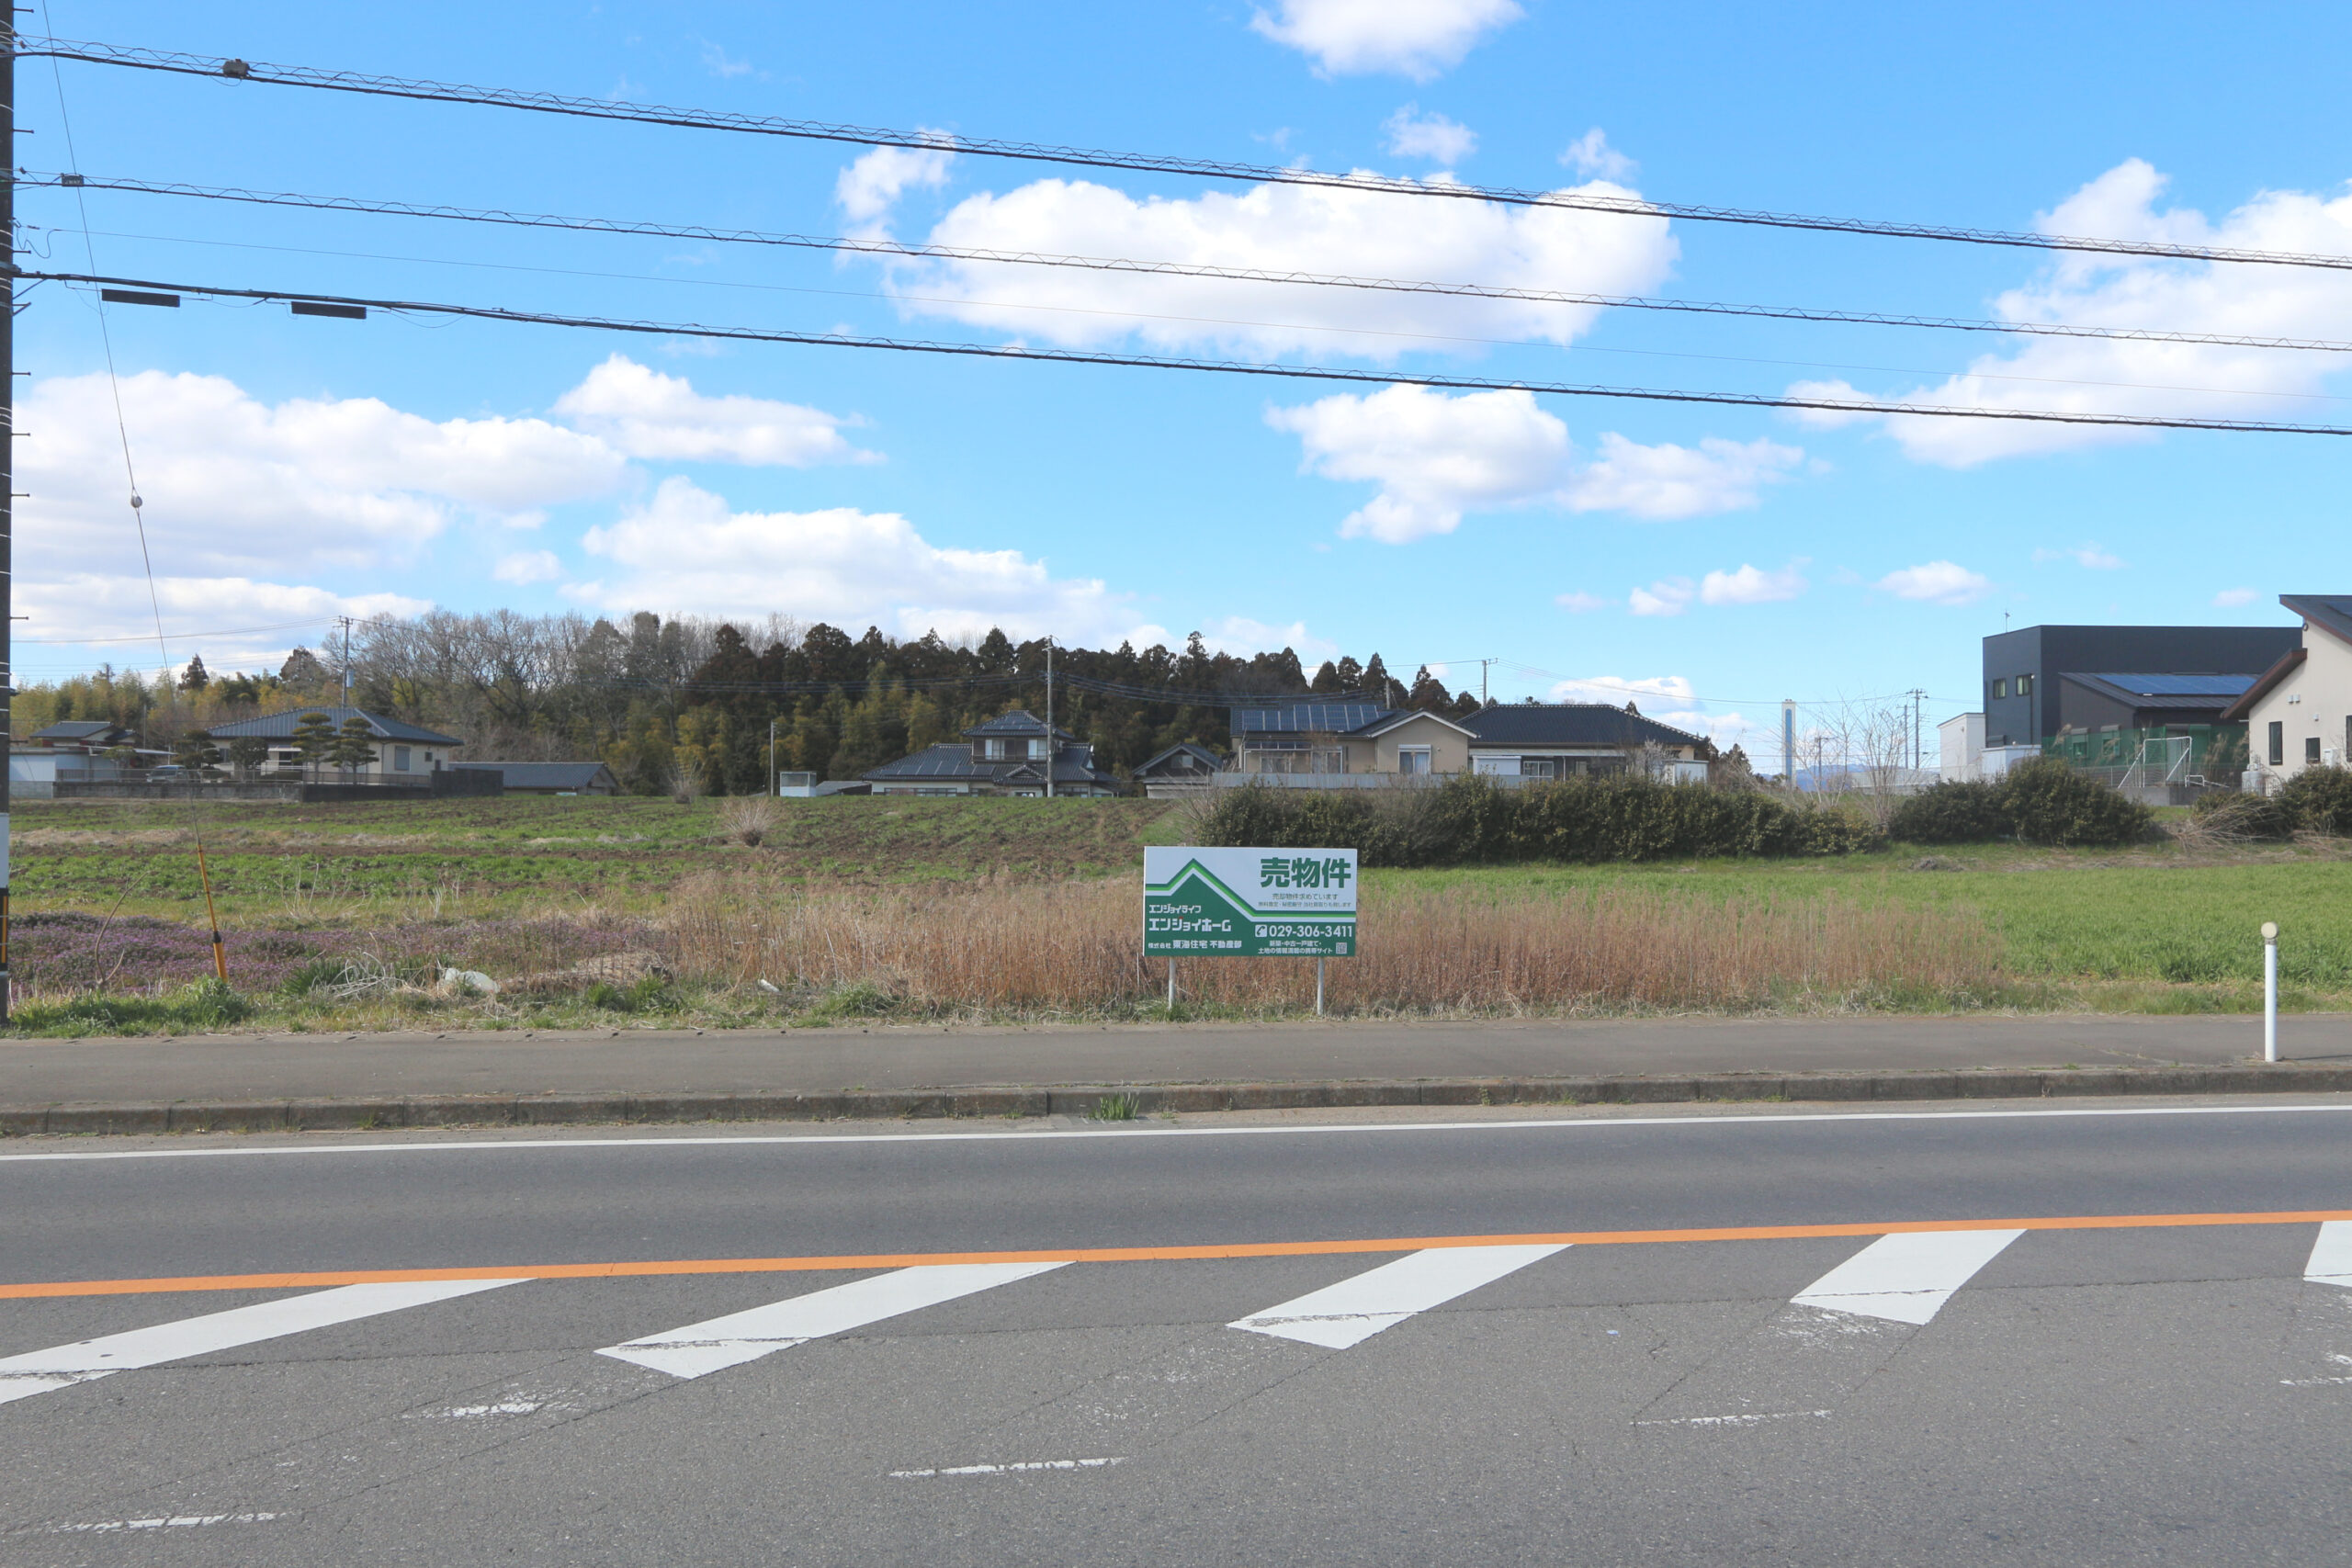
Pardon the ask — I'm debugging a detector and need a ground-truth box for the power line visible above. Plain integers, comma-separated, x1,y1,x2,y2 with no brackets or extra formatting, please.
53,220,2352,403
26,35,2352,274
34,172,2352,357
24,267,2352,438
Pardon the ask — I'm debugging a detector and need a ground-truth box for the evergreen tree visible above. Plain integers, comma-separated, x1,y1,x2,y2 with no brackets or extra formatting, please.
329,716,379,777
177,654,210,693
291,711,338,778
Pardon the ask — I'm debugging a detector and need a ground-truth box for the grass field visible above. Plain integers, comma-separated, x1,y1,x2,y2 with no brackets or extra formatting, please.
7,795,2347,1033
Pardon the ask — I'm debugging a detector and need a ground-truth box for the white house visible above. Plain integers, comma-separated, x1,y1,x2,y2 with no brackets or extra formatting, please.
2222,594,2352,791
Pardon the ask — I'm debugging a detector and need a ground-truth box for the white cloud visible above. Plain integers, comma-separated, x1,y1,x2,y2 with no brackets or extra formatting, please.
1270,386,1805,540
1700,561,1808,604
1627,562,1807,616
1628,579,1693,616
1269,385,1568,542
1382,104,1476,164
18,369,625,582
1564,434,1804,520
17,574,430,672
699,40,755,78
1875,560,1992,604
1250,0,1523,79
1555,591,1607,613
1559,129,1634,181
834,142,955,238
492,549,563,586
1546,673,1695,706
880,171,1674,359
552,355,878,467
1785,159,2352,466
576,477,1159,646
1195,616,1339,660
2032,542,2126,570
2212,587,2260,607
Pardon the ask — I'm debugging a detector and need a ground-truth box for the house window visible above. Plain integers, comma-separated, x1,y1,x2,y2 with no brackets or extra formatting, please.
1522,757,1556,779
1397,747,1432,775
1991,678,2007,700
2268,721,2285,766
1030,738,1049,760
393,746,411,772
2017,674,2033,696
2309,736,2324,765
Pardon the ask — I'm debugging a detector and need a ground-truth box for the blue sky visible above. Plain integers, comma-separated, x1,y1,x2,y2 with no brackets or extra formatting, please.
17,0,2352,750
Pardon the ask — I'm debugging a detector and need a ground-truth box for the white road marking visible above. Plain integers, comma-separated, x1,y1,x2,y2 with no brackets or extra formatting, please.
42,1513,282,1534
2305,1221,2352,1288
2282,1354,2352,1387
890,1457,1125,1477
1636,1410,1831,1428
0,1278,523,1405
10,1101,2352,1162
598,1260,1066,1380
1229,1243,1566,1349
1791,1229,2023,1325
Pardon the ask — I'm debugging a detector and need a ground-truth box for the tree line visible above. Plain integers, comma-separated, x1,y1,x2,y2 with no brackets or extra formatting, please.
14,611,1489,795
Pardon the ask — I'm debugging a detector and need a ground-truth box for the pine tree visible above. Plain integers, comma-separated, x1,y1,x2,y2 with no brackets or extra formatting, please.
329,716,379,777
291,711,338,778
176,654,210,693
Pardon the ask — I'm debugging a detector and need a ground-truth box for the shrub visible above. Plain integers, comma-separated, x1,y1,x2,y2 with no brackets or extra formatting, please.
2278,764,2352,835
1889,781,2007,844
718,795,780,847
1199,774,1879,867
2189,788,2295,841
1996,758,2154,847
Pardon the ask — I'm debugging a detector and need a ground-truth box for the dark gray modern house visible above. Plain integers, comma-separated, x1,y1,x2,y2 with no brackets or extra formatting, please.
1981,625,2301,747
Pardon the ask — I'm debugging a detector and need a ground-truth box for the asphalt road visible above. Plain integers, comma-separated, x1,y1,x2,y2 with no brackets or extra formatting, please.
6,1101,2352,1564
8,1011,2339,1108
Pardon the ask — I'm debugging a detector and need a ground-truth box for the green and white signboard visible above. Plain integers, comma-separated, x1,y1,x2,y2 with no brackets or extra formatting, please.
1143,846,1358,959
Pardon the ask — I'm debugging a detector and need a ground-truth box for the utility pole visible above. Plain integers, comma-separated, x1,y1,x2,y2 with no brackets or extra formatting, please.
1044,636,1054,799
768,714,777,796
1907,687,1928,772
2,11,17,1025
339,614,354,708
1781,699,1795,788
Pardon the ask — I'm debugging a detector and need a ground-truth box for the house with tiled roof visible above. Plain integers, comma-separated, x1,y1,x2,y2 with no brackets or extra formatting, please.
862,710,1121,796
205,705,464,781
1462,703,1712,781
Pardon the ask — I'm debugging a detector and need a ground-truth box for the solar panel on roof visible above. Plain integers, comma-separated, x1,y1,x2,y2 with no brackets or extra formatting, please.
2078,672,2256,697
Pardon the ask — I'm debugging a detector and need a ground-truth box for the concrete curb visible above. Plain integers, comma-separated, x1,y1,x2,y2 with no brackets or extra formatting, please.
5,1062,2350,1136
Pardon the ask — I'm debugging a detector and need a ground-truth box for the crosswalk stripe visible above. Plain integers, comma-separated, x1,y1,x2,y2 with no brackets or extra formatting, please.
0,1279,525,1406
1791,1229,2023,1325
596,1261,1068,1380
2306,1221,2352,1287
1228,1244,1568,1349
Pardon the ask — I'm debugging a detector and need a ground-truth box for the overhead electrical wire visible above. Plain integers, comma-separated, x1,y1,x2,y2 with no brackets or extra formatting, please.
51,220,2352,402
22,268,2352,438
25,36,2352,274
31,172,2352,357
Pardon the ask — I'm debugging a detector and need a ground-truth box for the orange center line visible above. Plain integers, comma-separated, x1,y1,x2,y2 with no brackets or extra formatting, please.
6,1208,2348,1300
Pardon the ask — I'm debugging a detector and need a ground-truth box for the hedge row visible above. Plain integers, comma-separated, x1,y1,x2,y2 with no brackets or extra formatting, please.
1199,774,1879,867
1888,757,2154,848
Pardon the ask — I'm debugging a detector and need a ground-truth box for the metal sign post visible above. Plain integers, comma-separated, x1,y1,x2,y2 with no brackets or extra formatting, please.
1144,846,1358,1016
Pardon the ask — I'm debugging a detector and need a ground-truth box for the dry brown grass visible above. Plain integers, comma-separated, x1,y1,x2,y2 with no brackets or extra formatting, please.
665,873,2004,1015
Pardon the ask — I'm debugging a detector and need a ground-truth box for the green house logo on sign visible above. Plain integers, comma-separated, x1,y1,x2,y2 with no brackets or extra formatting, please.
1142,846,1358,958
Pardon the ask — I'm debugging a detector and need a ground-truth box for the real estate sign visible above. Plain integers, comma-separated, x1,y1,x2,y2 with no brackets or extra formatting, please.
1142,846,1358,958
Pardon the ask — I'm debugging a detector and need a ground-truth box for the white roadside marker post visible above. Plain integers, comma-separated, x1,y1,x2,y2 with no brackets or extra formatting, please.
2263,921,2279,1063
1316,956,1325,1017
1167,957,1176,1011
